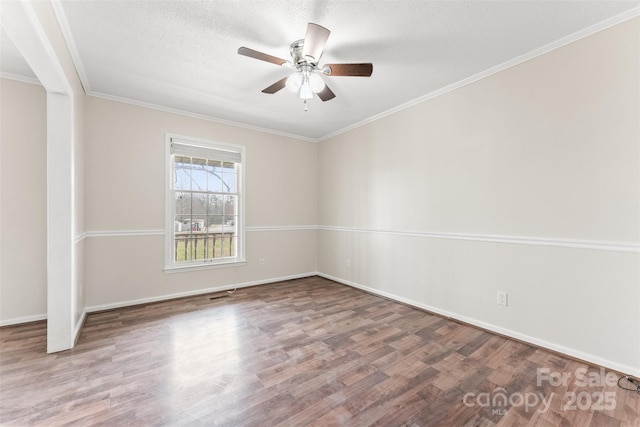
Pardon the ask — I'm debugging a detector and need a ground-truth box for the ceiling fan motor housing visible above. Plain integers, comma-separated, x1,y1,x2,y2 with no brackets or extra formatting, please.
290,40,313,67
237,22,372,103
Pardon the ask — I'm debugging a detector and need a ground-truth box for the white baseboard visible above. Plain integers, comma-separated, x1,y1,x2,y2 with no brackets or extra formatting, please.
7,272,637,378
0,313,47,327
85,272,316,313
73,309,87,343
1,310,87,345
317,272,640,378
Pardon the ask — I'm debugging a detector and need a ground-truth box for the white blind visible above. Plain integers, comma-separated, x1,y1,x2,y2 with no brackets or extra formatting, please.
171,139,242,163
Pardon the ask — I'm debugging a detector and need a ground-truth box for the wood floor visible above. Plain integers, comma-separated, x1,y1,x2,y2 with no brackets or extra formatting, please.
1,277,639,426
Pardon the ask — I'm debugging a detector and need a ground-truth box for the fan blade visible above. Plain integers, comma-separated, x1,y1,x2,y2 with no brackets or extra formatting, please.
238,47,289,66
261,77,288,94
302,23,330,64
317,84,336,102
323,63,373,77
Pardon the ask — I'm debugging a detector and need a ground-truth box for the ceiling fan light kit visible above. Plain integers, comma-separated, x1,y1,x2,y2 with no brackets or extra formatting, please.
238,23,373,111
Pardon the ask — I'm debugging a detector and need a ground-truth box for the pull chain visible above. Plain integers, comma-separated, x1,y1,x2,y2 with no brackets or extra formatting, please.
304,99,308,112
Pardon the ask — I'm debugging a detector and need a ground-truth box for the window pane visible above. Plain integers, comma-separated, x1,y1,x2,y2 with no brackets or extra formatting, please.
191,157,207,191
206,216,219,233
175,192,191,216
219,233,235,257
204,235,214,259
192,215,206,233
208,159,223,193
214,236,222,258
174,214,191,234
209,214,224,227
223,195,236,215
176,236,195,261
223,233,236,256
174,156,191,191
168,138,243,267
192,193,207,216
222,162,235,193
209,194,223,215
192,234,205,260
223,216,236,228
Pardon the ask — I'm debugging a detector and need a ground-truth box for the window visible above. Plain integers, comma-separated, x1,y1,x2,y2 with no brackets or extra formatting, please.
165,134,245,270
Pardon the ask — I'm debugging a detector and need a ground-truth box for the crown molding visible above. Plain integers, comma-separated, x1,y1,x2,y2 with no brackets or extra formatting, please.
47,2,639,143
50,0,316,143
87,91,318,143
318,6,640,142
0,72,40,85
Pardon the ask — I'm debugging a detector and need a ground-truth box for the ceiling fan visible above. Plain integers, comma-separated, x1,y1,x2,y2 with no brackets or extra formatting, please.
238,23,373,110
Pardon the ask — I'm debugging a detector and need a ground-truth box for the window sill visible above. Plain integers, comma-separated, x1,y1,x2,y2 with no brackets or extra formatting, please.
163,259,246,274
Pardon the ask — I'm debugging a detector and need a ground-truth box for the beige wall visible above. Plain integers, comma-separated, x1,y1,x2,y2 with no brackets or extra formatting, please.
0,78,47,324
317,18,640,374
84,97,317,308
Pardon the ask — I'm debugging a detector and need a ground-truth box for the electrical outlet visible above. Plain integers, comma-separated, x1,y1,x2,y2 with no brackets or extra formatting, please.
497,291,508,306
346,259,351,268
259,258,265,267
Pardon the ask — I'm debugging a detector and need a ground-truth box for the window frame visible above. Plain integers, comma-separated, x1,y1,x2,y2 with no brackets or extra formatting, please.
164,133,246,272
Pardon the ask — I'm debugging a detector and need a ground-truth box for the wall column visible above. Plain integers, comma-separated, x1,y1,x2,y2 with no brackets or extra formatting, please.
1,0,77,352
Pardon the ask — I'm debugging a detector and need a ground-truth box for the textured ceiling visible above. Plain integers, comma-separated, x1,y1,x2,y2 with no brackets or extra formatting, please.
2,1,638,140
1,26,37,81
